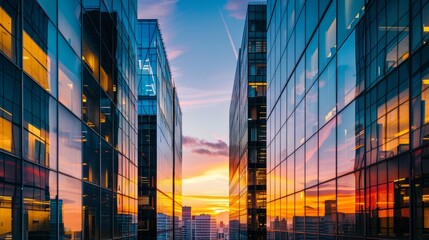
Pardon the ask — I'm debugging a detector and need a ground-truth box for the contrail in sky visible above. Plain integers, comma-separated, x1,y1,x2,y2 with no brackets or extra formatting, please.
219,8,238,60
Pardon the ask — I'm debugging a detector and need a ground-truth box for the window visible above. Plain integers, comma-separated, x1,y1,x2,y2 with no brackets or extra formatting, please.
337,102,358,176
23,76,57,169
0,0,19,62
58,106,82,179
59,36,82,117
82,125,100,184
0,55,21,155
305,134,318,188
319,58,337,126
338,0,364,46
306,81,318,139
319,2,337,71
58,0,81,55
337,31,357,110
319,119,336,183
306,33,318,92
83,68,100,131
23,1,57,96
59,174,82,239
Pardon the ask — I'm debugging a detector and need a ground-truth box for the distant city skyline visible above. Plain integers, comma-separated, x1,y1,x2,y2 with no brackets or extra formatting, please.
138,0,264,218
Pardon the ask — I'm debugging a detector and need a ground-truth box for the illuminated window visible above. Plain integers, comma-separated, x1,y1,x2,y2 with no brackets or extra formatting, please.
0,6,13,59
0,116,12,152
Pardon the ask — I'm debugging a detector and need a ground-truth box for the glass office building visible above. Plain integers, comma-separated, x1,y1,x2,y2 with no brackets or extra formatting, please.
137,19,183,240
0,0,138,239
267,0,429,239
229,3,267,240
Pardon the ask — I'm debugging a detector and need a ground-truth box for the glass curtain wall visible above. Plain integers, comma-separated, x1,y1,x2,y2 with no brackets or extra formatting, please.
0,0,138,239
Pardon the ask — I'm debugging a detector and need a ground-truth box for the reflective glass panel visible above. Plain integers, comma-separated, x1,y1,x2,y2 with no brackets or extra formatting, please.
306,32,318,92
319,57,337,126
0,0,19,62
306,81,318,139
58,106,82,179
305,134,318,188
338,0,364,46
59,174,82,239
337,102,357,176
58,0,81,55
319,119,336,183
318,180,336,234
337,31,357,110
23,76,57,169
59,36,82,117
319,1,337,71
23,2,57,96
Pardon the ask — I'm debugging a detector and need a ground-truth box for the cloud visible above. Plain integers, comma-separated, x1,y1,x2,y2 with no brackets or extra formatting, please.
168,48,184,60
183,136,229,157
138,0,178,19
224,0,248,19
175,86,231,109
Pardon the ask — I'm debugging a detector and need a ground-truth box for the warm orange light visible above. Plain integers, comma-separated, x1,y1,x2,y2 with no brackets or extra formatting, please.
0,7,13,59
424,25,429,32
23,31,50,90
0,116,12,152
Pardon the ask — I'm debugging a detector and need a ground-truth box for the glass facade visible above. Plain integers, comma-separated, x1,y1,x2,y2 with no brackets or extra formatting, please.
137,19,183,240
229,3,267,240
267,0,429,239
0,0,138,239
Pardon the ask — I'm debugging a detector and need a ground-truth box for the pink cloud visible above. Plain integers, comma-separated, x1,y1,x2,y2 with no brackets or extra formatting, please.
183,136,229,157
175,86,231,109
168,48,184,60
224,0,247,19
138,0,178,19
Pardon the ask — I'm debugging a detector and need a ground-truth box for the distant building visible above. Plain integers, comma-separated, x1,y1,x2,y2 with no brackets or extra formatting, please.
137,19,183,239
229,2,267,240
217,225,229,240
182,206,192,240
191,214,218,240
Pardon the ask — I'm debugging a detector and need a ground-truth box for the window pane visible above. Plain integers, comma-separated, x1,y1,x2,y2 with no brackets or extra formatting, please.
319,1,337,71
58,0,81,55
295,146,304,191
59,174,82,239
319,58,337,126
59,36,82,117
319,119,336,183
83,68,100,131
305,1,318,43
23,76,57,169
305,134,318,188
306,33,318,92
295,59,305,104
101,141,113,190
306,81,318,139
0,0,19,62
337,102,358,176
338,0,364,46
83,182,100,239
82,125,100,184
59,106,82,179
337,31,357,110
0,56,21,154
318,180,336,234
23,3,57,96
295,101,305,148
337,174,357,235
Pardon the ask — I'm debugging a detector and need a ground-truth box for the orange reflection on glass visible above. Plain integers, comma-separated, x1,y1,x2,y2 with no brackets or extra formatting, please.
0,116,12,152
0,7,13,59
59,175,82,238
23,32,51,90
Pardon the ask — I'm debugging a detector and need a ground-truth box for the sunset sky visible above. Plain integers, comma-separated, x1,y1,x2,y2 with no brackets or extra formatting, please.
138,0,256,222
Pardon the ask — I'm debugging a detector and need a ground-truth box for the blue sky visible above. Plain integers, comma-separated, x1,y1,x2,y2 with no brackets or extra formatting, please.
138,0,262,218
